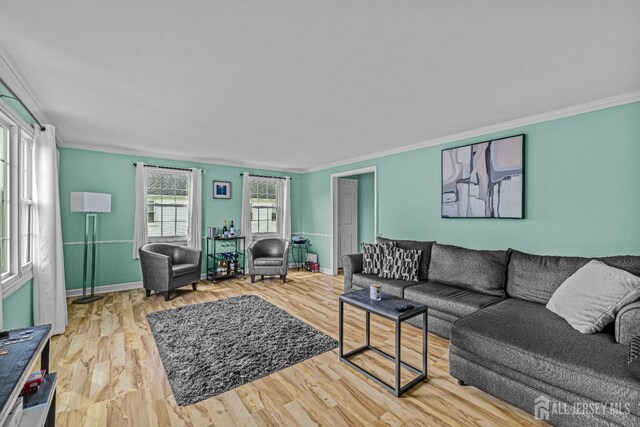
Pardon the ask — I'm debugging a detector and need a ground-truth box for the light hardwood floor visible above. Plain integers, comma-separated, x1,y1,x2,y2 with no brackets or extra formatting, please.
51,271,545,426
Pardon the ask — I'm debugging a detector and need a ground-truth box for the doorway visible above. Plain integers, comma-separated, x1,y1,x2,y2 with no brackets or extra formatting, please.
330,166,377,275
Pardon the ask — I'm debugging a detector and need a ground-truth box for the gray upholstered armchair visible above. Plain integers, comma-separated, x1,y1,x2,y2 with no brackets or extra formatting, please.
139,243,202,301
247,238,290,283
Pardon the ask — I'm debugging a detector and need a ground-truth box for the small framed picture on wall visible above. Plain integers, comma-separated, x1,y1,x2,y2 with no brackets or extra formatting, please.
213,181,231,199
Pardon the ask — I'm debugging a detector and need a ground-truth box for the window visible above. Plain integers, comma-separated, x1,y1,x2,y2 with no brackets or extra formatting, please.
146,169,190,240
249,178,279,234
0,106,34,292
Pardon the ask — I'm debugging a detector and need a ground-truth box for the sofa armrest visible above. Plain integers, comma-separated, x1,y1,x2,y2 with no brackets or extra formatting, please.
247,241,256,264
139,250,172,292
283,241,290,269
342,253,364,292
615,301,640,345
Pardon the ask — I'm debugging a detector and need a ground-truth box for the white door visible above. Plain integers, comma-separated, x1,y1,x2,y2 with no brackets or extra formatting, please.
337,178,358,268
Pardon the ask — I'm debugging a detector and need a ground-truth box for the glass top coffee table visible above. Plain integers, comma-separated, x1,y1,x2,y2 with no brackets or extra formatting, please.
339,288,428,397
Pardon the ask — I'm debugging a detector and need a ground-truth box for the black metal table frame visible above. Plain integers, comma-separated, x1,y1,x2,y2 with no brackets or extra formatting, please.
339,300,428,397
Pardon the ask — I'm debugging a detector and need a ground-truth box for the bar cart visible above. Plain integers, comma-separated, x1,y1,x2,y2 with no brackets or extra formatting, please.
206,236,246,283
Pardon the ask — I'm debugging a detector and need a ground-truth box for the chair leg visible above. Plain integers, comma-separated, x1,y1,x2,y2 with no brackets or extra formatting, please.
192,282,197,291
281,275,286,283
145,289,151,297
261,275,264,280
164,292,171,301
250,275,255,283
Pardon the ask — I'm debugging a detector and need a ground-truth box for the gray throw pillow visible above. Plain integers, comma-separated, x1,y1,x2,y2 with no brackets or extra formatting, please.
546,260,640,333
362,242,395,275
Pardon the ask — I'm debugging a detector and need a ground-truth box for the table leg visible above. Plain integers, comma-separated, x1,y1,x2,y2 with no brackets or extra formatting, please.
41,338,50,372
47,389,56,427
395,321,401,395
338,301,344,357
423,312,428,377
365,311,370,346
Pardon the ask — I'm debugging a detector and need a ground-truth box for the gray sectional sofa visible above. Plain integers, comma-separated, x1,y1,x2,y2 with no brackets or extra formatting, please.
342,239,640,427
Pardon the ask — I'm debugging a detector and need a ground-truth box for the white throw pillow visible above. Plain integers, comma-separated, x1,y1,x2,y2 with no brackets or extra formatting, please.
546,260,640,333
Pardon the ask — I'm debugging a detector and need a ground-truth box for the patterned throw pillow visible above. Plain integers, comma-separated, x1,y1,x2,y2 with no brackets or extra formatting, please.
362,242,396,275
379,247,422,282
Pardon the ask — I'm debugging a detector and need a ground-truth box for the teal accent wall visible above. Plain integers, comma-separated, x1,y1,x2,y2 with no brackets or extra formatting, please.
344,173,375,251
55,101,640,285
2,280,34,329
300,102,640,268
59,148,302,290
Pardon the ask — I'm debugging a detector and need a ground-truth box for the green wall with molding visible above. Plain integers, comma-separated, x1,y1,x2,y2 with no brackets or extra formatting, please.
58,148,302,290
3,99,639,327
2,280,33,329
300,102,640,270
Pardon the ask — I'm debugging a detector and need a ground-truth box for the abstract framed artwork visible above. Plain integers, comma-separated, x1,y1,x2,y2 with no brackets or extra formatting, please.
441,134,524,218
213,181,231,199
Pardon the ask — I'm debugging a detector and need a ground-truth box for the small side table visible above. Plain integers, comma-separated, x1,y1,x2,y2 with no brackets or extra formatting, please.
339,289,428,397
291,241,310,271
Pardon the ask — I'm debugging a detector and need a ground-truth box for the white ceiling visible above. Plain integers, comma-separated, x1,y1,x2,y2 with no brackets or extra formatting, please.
1,1,639,172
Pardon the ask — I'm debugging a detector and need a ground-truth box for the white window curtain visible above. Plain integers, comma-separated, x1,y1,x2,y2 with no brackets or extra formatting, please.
187,168,202,251
240,172,254,245
33,125,67,335
281,177,291,241
132,162,148,259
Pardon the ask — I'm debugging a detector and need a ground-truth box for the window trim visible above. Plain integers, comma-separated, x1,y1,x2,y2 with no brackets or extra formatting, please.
0,101,34,297
19,135,34,269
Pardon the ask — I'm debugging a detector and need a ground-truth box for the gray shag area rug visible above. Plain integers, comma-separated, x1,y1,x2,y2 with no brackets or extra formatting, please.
146,294,338,405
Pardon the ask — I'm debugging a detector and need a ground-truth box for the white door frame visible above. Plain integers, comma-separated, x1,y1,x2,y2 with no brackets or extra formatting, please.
330,166,377,275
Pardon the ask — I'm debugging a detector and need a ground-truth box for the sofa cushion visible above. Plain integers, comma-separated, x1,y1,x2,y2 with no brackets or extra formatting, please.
547,260,640,333
507,250,640,304
451,298,640,414
253,257,283,267
405,282,504,319
377,237,434,281
351,273,426,298
428,243,508,297
172,263,199,277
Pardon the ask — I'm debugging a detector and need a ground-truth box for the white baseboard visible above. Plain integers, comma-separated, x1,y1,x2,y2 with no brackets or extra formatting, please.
66,281,143,297
64,269,336,297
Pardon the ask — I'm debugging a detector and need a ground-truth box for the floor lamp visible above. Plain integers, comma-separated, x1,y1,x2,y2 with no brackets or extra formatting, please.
71,192,111,304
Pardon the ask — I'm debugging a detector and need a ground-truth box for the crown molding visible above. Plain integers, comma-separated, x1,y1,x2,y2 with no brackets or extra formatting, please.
302,91,640,173
57,140,305,174
0,49,69,143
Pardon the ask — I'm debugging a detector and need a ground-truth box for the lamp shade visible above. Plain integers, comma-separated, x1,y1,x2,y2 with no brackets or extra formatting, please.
70,192,111,213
